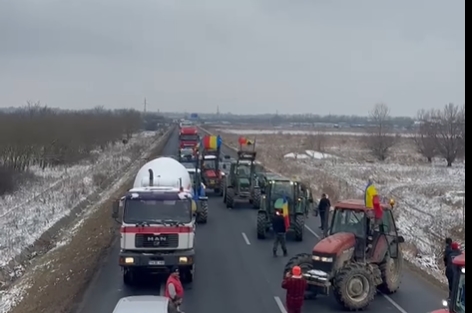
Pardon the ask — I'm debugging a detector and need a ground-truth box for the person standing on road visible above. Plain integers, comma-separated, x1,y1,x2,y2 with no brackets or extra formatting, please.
272,209,288,257
443,237,453,267
282,266,307,313
165,268,184,309
445,241,462,298
317,194,331,232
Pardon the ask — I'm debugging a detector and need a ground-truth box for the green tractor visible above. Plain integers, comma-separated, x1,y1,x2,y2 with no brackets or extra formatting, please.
256,177,313,241
222,149,259,209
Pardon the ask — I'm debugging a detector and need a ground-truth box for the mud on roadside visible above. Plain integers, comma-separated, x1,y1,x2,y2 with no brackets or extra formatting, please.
5,128,174,313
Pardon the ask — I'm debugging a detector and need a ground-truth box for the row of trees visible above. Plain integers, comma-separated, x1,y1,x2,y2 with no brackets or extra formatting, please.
368,103,465,166
0,102,143,194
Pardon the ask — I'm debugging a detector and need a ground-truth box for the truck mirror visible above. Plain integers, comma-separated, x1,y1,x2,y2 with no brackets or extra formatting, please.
112,200,119,219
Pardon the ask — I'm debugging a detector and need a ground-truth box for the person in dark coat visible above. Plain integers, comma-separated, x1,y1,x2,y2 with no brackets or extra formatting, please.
272,209,288,256
282,266,307,313
445,241,461,298
317,194,331,231
443,237,452,267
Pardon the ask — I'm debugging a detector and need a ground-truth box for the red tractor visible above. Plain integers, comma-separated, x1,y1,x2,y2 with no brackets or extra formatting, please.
284,199,404,311
432,252,465,313
200,135,224,196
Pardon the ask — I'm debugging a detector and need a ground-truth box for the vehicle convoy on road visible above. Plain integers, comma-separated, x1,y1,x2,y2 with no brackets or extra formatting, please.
284,199,405,310
222,140,259,208
199,135,224,195
178,126,199,153
256,174,312,241
433,252,465,313
112,157,203,285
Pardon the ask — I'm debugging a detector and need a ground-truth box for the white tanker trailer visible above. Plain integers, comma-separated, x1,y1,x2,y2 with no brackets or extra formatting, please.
112,157,208,285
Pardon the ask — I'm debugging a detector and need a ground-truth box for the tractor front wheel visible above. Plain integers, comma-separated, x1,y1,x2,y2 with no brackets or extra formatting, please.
257,212,267,239
196,202,208,224
293,214,305,241
252,188,261,209
333,263,376,311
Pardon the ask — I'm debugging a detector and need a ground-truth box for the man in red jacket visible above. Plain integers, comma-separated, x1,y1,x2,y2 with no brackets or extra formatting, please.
165,268,184,310
282,266,307,313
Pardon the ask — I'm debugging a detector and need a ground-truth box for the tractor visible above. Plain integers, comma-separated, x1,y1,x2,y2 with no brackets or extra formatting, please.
433,252,465,313
222,148,258,209
284,199,405,311
200,142,224,196
256,176,312,241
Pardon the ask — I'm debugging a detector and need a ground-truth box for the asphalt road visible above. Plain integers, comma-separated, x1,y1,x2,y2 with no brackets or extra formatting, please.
75,130,447,313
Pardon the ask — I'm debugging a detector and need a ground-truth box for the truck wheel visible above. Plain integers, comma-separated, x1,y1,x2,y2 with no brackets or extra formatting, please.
378,249,403,294
333,263,376,311
226,188,235,208
252,188,261,209
197,203,208,224
293,214,305,241
123,268,135,286
257,212,267,239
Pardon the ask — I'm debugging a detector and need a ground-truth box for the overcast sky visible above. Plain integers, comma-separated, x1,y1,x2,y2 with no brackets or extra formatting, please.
0,0,465,116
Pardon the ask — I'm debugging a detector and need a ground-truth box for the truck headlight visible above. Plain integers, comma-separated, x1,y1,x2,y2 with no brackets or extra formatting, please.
124,257,134,264
179,257,188,263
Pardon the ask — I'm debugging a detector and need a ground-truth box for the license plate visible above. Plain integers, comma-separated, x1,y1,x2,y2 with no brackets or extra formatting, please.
149,260,165,265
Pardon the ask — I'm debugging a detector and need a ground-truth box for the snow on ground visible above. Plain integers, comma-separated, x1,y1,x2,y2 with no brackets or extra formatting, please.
214,127,465,284
0,131,161,268
220,128,415,137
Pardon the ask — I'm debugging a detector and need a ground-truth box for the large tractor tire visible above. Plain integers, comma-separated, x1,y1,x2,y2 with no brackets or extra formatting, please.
252,188,261,209
257,212,267,239
226,188,235,208
378,249,403,294
293,214,305,241
283,253,313,277
332,263,376,311
196,202,208,224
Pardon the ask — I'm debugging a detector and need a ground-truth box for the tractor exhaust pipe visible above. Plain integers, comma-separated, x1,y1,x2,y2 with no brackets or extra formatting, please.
148,169,154,186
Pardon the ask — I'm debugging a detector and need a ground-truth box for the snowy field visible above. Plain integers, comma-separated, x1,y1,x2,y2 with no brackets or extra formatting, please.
221,128,416,137
0,131,162,270
212,127,465,284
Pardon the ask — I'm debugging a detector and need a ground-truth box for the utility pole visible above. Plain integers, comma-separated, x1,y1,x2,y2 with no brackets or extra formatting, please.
143,98,147,113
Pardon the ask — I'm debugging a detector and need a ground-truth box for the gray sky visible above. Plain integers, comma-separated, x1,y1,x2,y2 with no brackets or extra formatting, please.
0,0,465,116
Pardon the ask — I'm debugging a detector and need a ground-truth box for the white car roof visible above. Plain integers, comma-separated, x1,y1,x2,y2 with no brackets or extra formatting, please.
113,296,169,313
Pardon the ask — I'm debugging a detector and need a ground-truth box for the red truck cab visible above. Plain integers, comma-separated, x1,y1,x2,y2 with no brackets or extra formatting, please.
179,127,199,149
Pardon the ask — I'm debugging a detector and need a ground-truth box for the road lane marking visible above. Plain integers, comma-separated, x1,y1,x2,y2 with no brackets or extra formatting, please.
382,294,408,313
274,296,287,313
241,232,251,245
304,225,321,239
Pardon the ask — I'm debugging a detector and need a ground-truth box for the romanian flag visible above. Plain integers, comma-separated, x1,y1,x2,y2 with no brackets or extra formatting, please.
238,136,254,146
202,135,221,150
282,196,290,229
365,182,383,219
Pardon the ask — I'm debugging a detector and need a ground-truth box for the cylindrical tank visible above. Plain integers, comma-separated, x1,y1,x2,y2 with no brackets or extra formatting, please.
133,157,192,190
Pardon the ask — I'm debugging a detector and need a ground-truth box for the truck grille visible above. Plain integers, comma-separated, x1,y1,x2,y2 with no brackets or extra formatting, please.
135,234,179,248
312,260,333,273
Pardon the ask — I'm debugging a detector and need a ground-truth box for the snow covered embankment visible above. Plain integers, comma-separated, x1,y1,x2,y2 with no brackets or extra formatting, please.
0,131,166,277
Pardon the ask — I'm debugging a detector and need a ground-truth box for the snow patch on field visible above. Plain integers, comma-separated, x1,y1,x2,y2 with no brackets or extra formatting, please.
217,128,414,137
284,150,335,160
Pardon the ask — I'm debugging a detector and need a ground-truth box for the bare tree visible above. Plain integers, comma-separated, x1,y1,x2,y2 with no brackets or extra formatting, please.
366,103,396,161
414,109,437,162
430,103,465,167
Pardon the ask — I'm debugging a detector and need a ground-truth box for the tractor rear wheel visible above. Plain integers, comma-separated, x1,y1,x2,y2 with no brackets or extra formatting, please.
293,214,305,241
257,212,267,239
378,249,403,294
333,263,376,311
196,202,208,224
252,188,261,209
226,188,235,208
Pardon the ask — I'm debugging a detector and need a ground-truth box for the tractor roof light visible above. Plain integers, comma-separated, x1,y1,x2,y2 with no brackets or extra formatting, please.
389,198,395,206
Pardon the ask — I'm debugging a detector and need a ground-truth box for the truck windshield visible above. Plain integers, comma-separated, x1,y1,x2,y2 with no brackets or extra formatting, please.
330,210,366,238
123,199,192,224
180,135,198,141
455,272,465,313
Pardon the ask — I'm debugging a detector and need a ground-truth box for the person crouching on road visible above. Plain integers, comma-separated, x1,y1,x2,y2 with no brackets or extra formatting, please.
282,266,307,313
445,241,462,298
165,268,184,309
272,209,288,257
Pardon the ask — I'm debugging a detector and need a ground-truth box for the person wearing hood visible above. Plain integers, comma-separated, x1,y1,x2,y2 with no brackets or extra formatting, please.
282,266,307,313
445,241,462,298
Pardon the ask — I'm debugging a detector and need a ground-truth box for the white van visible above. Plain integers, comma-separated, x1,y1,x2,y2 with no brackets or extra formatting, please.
113,296,169,313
